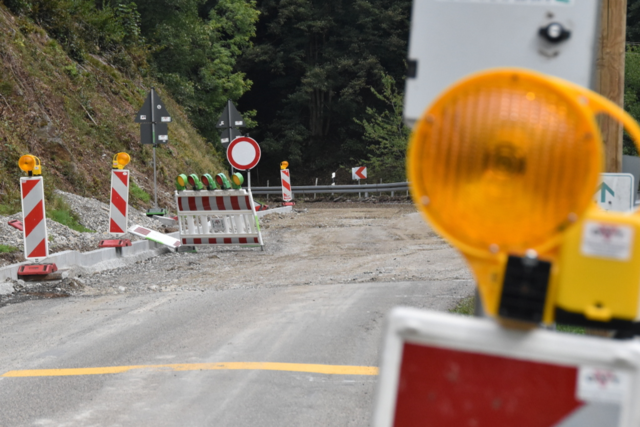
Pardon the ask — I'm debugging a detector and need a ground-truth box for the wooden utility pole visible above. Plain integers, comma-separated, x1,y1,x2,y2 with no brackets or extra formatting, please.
596,0,627,172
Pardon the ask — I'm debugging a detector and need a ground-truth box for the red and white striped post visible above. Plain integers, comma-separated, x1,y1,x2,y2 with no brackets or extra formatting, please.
20,176,49,260
109,170,130,234
281,169,293,204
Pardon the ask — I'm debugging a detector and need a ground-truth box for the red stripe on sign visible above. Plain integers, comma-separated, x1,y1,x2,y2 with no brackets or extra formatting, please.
216,197,226,210
173,241,180,247
114,171,128,186
178,198,184,212
188,197,197,211
134,227,151,236
224,238,232,244
254,238,259,244
394,343,583,427
230,196,240,210
109,218,124,234
28,238,47,258
182,239,187,244
282,180,291,191
24,200,44,237
239,238,247,244
111,187,127,216
244,196,251,209
209,238,216,244
21,179,40,199
194,238,202,244
282,170,289,177
202,197,211,211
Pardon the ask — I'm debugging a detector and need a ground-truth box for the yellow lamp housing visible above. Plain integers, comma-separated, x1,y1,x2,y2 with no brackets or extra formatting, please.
231,172,244,189
18,155,42,176
280,161,289,170
408,68,605,325
112,152,130,170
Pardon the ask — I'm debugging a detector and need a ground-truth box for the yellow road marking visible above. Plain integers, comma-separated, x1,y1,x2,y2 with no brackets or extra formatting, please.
2,362,379,378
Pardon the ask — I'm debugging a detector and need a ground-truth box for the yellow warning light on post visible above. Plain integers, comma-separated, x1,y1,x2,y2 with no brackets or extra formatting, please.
408,68,604,323
18,155,42,176
280,161,289,170
112,152,130,170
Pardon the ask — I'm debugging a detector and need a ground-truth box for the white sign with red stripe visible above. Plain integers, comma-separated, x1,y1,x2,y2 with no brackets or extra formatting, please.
374,308,640,427
20,176,49,260
281,169,292,202
127,225,181,249
109,170,129,235
175,188,263,249
227,136,261,171
352,166,367,180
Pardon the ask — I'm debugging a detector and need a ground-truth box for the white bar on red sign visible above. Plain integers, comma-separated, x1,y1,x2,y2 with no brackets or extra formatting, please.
374,307,640,427
281,169,292,202
20,176,49,260
109,170,130,235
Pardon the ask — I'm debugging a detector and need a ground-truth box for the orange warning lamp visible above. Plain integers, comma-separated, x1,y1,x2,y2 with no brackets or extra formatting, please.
18,155,42,176
408,68,604,323
112,152,130,170
280,161,289,170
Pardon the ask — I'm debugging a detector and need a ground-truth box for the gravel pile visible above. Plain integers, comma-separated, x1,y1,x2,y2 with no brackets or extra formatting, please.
0,190,171,267
55,190,159,233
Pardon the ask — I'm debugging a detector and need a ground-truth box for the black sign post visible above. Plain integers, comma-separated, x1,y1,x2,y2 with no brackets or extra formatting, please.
217,100,245,177
135,88,171,216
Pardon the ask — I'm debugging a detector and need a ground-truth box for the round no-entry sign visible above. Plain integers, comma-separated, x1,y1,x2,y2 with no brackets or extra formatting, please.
226,136,261,171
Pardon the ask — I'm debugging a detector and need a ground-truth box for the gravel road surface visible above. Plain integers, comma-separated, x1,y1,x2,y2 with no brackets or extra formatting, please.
0,203,474,426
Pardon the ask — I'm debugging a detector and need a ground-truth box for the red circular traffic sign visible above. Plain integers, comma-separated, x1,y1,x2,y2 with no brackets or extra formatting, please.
226,136,261,171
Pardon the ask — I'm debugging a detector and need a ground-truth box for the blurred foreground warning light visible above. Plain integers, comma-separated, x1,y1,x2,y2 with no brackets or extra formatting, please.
408,69,602,256
18,154,42,176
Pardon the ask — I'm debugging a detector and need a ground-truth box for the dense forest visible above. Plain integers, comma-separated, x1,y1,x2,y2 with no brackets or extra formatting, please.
3,0,640,185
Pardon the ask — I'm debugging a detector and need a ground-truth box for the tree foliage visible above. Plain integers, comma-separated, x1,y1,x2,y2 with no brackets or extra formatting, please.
237,0,412,180
354,72,410,182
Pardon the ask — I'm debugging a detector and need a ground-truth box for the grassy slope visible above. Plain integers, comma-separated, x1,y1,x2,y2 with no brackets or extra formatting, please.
0,5,225,214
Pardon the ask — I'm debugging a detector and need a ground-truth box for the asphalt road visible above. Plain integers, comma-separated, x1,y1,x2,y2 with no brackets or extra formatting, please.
0,279,473,426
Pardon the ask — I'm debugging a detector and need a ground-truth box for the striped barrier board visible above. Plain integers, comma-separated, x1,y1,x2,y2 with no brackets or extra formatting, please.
128,225,181,250
175,188,263,249
281,169,292,202
374,308,640,427
20,176,49,260
109,170,130,235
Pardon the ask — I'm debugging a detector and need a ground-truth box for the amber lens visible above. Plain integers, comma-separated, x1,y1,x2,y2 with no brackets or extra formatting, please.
177,175,186,187
116,152,130,167
408,69,603,255
18,155,35,172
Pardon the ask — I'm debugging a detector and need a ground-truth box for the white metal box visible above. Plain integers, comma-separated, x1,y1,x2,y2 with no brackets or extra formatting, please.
404,0,602,127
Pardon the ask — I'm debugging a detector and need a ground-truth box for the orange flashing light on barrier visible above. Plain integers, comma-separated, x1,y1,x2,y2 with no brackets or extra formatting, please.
18,155,42,176
407,68,640,325
112,152,130,170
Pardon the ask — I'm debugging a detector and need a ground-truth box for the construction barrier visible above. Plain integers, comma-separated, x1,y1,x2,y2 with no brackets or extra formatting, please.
175,188,264,249
109,169,130,234
20,176,49,260
281,169,292,202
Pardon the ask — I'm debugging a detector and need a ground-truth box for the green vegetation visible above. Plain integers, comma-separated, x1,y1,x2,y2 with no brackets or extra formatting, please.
449,295,476,316
0,244,19,253
129,180,150,204
556,324,586,335
47,196,94,233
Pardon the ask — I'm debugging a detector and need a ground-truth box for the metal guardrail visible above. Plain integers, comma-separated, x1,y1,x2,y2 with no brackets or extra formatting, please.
250,182,410,196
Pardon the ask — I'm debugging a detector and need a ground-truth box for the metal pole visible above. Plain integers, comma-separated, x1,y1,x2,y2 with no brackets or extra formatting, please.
248,169,251,189
314,177,318,199
228,99,234,177
358,179,361,199
151,88,158,208
267,180,269,201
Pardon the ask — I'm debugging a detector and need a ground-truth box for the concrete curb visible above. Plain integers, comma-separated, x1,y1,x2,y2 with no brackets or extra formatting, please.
0,232,180,282
0,208,293,282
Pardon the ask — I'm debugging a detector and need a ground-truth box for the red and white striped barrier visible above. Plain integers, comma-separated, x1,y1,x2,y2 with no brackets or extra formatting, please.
109,170,130,235
281,169,292,202
175,188,263,249
20,176,49,260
